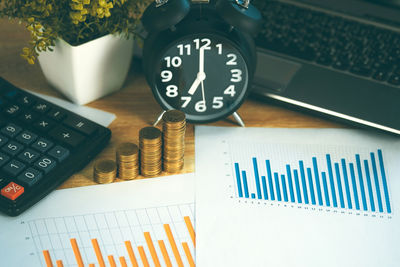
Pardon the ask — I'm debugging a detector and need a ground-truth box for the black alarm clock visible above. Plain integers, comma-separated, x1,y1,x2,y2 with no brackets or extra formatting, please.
142,0,262,124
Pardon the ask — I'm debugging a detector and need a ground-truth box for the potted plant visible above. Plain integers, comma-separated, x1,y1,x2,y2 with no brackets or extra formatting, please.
0,0,151,104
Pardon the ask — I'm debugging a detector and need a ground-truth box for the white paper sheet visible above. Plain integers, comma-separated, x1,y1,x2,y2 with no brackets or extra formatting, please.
0,174,195,267
195,126,400,267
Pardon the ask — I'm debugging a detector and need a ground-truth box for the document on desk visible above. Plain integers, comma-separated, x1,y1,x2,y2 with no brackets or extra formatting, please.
0,174,195,267
195,126,400,267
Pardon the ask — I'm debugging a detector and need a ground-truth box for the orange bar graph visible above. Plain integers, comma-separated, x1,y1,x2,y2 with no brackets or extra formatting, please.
144,232,162,267
182,242,195,267
158,240,173,267
164,224,184,267
138,246,150,267
70,238,84,267
124,241,139,267
91,238,106,267
184,216,196,247
119,256,128,267
41,216,195,267
43,250,53,267
108,255,117,267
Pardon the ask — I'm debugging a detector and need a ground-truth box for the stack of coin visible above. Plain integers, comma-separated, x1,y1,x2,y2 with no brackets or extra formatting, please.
117,142,139,180
93,159,117,184
162,110,186,173
139,127,162,177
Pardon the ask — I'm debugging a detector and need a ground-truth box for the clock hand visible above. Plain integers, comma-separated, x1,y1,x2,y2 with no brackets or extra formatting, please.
188,72,206,95
188,47,206,95
199,45,205,75
188,77,202,95
200,79,206,104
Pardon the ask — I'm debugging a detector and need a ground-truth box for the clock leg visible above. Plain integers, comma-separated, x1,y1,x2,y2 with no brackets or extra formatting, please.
232,112,245,127
153,110,167,126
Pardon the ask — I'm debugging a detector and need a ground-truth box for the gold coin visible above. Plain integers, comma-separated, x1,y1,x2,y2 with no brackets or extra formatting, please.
94,159,117,184
117,143,139,156
139,127,162,140
162,110,186,174
163,110,186,123
95,159,117,173
139,126,162,177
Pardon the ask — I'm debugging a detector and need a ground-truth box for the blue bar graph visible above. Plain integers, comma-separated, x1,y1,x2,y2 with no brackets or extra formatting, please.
268,173,275,201
356,155,368,211
370,153,383,212
294,170,302,204
335,163,345,208
235,163,243,198
341,159,352,210
349,163,360,210
287,166,295,203
233,149,392,214
281,174,288,202
274,173,282,201
307,167,316,205
364,160,375,212
261,176,268,200
326,155,337,208
299,165,308,204
378,150,391,213
252,158,262,200
242,171,249,198
321,172,330,207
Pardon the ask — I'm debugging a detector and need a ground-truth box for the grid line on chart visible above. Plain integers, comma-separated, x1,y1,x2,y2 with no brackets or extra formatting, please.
27,203,194,267
228,142,393,216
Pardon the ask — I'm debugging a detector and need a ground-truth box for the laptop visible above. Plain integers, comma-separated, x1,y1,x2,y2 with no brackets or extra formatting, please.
252,0,400,135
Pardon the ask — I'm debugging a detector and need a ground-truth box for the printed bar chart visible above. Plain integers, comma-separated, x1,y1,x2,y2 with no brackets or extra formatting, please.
232,146,392,214
28,204,195,267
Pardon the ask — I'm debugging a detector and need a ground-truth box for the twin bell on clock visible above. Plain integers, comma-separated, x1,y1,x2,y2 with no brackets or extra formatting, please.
141,0,262,125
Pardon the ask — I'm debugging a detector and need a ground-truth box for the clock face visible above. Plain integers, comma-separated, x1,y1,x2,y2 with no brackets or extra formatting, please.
152,34,249,123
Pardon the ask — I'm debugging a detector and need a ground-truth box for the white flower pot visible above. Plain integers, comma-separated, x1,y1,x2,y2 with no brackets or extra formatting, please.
38,34,134,105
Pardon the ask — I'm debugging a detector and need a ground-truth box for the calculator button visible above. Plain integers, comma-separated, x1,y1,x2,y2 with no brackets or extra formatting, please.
48,145,70,162
0,134,8,146
0,175,8,187
1,123,22,138
4,90,19,100
17,95,36,107
2,141,24,156
16,131,38,145
33,102,51,113
0,152,10,167
49,126,84,147
2,160,25,176
64,115,96,135
18,149,40,164
34,156,56,174
31,138,53,153
1,182,24,201
3,104,21,117
34,118,55,132
17,168,43,187
18,111,40,124
48,108,67,121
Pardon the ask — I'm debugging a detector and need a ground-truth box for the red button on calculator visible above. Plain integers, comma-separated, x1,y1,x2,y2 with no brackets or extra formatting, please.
1,182,24,200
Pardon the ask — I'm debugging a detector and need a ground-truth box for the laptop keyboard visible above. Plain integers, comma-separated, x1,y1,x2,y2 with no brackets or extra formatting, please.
254,0,400,86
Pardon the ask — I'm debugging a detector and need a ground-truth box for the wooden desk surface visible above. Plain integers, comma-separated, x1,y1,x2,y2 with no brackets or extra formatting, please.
0,19,344,189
